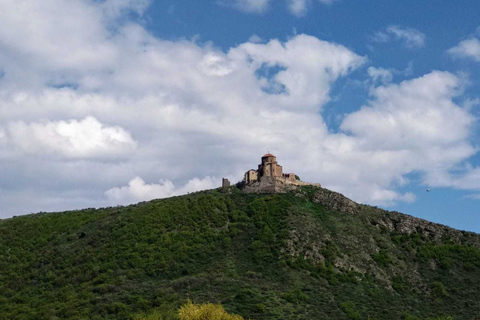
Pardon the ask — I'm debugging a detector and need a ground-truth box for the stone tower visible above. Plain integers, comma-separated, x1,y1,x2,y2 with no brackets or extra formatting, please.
258,153,283,178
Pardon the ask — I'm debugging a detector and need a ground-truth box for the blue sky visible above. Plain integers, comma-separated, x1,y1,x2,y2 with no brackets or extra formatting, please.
0,0,480,232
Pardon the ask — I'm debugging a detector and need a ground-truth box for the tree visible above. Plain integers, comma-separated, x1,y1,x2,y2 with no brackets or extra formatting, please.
179,301,246,320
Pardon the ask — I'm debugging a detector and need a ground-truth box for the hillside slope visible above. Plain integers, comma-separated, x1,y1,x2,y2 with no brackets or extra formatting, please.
0,186,479,320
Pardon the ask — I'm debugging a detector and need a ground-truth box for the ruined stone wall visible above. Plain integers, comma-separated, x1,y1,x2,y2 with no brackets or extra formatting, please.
222,178,231,188
283,173,296,182
244,170,258,183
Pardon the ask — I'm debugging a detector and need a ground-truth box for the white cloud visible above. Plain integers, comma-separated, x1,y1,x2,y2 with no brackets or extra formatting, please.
222,0,337,16
367,67,393,84
287,0,338,16
372,26,425,49
371,31,390,43
370,188,416,204
105,176,219,204
7,117,137,158
387,26,426,48
248,34,263,43
425,166,480,192
220,0,271,13
288,0,308,16
342,72,471,148
0,127,7,151
333,71,475,203
448,38,480,62
100,0,150,18
465,193,480,200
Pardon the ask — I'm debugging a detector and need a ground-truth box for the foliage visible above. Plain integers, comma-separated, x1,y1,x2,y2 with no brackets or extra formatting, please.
339,301,360,320
178,301,245,320
0,187,479,319
431,281,448,299
417,243,480,269
372,250,392,267
280,289,309,303
134,301,246,320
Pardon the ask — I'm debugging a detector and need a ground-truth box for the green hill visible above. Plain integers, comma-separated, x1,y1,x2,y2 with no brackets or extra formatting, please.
1,186,479,320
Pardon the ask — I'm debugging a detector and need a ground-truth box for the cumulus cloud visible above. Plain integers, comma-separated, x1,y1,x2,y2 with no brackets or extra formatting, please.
342,72,471,149
7,117,137,158
448,38,480,62
333,71,475,203
105,176,219,204
372,26,426,48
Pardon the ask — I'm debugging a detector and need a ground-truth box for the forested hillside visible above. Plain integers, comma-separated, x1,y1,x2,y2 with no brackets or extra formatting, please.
1,186,479,319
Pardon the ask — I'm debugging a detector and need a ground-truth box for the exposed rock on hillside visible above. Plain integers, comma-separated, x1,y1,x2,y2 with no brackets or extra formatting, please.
311,188,360,215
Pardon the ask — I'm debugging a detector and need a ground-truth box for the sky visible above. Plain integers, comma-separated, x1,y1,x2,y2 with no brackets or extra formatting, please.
0,0,480,232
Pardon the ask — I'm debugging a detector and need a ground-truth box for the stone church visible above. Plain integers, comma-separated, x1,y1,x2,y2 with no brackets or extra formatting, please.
222,153,320,192
244,153,297,184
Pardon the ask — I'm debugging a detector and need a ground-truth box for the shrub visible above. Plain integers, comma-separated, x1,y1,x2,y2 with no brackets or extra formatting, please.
178,301,246,320
134,310,170,320
281,289,309,303
372,250,392,267
340,301,361,320
392,276,405,293
432,281,448,299
401,313,420,320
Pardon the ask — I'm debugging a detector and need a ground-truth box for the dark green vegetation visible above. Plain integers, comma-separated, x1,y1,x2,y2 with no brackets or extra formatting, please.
1,186,479,319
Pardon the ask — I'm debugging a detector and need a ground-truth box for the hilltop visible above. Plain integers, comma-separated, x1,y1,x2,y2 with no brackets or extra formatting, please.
0,185,479,319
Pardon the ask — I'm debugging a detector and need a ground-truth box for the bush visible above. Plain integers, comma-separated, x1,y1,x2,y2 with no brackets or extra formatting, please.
339,301,361,320
178,301,246,320
281,289,309,303
372,250,392,267
432,281,448,299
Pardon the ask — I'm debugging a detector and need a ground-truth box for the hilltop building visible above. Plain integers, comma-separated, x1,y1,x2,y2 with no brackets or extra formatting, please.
244,153,297,183
221,153,320,192
238,153,320,193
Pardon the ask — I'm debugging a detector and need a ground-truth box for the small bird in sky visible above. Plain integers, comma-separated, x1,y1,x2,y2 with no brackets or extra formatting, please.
426,188,431,192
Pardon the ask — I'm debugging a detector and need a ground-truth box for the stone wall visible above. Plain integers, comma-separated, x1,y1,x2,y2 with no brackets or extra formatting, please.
240,176,320,194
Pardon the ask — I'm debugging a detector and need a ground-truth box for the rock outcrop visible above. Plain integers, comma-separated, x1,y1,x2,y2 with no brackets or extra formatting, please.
311,188,360,215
